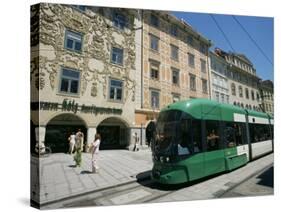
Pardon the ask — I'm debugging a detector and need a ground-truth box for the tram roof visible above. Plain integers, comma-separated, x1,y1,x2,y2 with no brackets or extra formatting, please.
162,98,270,121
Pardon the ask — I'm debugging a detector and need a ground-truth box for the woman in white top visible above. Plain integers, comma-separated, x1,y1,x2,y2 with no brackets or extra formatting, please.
68,132,76,154
91,133,101,173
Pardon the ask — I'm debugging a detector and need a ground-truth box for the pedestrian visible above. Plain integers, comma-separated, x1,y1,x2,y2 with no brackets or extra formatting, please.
68,132,76,154
90,133,101,173
74,129,84,167
133,132,139,151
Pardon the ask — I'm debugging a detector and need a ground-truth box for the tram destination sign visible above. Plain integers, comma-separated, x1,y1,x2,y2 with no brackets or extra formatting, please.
31,99,122,115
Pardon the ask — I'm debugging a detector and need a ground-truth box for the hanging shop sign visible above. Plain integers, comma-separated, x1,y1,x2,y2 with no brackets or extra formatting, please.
31,99,122,115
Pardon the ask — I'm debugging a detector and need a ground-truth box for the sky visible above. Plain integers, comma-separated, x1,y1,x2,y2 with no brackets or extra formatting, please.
172,11,274,81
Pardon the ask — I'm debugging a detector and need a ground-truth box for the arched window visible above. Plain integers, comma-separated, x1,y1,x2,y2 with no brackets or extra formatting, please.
239,86,243,97
241,103,244,108
233,101,236,106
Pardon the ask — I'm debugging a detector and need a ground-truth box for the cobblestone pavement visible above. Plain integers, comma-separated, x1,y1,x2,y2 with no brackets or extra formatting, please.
31,148,153,204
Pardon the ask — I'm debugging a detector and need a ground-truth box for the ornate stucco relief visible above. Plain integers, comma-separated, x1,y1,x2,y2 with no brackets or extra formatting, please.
32,4,137,102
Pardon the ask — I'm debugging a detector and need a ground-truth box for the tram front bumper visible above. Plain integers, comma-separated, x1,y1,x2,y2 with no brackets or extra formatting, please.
152,163,188,184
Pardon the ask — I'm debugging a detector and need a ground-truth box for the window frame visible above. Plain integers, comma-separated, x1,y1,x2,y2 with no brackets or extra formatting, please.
150,34,159,52
150,89,160,109
172,68,180,86
64,29,83,53
200,59,207,73
58,67,81,95
150,60,160,80
113,11,127,30
111,47,124,66
108,78,124,102
188,53,195,68
170,44,179,61
202,79,208,94
150,14,159,28
189,74,196,91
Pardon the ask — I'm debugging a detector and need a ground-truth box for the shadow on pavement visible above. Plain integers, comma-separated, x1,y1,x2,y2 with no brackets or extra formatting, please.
80,170,93,174
68,165,77,168
256,166,273,188
135,170,230,191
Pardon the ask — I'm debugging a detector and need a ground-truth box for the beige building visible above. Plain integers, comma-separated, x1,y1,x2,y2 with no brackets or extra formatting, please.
31,3,142,152
214,48,261,111
134,10,212,143
259,80,274,116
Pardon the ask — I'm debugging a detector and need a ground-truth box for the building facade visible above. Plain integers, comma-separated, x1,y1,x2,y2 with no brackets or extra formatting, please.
31,3,141,152
259,80,274,116
214,48,261,111
209,51,229,104
134,10,212,144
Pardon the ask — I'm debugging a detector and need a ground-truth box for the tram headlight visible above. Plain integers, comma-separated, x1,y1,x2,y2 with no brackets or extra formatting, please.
166,157,170,162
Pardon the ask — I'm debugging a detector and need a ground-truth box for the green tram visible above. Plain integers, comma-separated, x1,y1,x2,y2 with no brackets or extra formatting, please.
151,99,274,184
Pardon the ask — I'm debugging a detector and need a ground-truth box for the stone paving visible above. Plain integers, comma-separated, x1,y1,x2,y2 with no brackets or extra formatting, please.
152,154,273,203
31,148,153,204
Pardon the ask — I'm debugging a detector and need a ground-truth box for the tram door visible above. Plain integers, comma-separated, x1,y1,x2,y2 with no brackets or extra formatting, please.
204,120,225,176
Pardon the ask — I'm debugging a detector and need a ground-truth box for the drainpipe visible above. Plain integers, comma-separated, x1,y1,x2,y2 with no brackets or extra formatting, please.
141,9,144,109
206,48,212,100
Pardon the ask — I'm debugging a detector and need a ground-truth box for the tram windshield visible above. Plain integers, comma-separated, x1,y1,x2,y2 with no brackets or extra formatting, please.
154,110,183,156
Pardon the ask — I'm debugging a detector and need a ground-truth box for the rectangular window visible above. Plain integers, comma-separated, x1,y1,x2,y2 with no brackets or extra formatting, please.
200,43,207,54
150,14,159,27
171,45,179,61
251,90,255,100
249,124,271,143
151,90,160,109
170,24,178,37
188,53,195,68
150,34,159,51
190,74,196,91
172,93,180,103
206,120,221,151
150,61,159,80
215,91,220,102
113,12,127,30
72,5,86,12
200,59,206,73
172,68,180,86
64,30,83,52
245,88,249,99
221,93,224,103
109,79,123,101
224,122,246,148
111,47,124,65
59,68,80,94
187,35,193,46
202,79,208,94
239,86,243,97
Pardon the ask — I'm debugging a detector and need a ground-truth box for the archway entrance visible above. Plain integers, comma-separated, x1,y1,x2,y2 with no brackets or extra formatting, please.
146,121,156,146
97,117,129,149
45,114,87,153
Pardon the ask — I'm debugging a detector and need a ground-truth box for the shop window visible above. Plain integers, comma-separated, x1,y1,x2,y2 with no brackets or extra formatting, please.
111,47,124,65
59,68,80,94
109,79,123,101
64,30,83,52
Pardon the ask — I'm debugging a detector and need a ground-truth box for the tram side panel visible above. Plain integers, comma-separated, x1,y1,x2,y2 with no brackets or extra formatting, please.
248,116,273,160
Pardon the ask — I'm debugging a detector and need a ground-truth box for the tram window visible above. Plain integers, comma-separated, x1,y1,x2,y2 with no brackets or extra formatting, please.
270,125,274,139
224,122,245,147
206,121,220,151
179,119,192,155
192,119,202,153
224,122,236,148
250,124,271,143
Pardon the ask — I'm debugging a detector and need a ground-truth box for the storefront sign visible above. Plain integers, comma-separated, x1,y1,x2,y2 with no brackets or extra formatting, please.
31,99,122,115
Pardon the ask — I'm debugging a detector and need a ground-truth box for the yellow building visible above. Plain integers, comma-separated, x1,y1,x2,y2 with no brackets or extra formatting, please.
134,11,211,144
